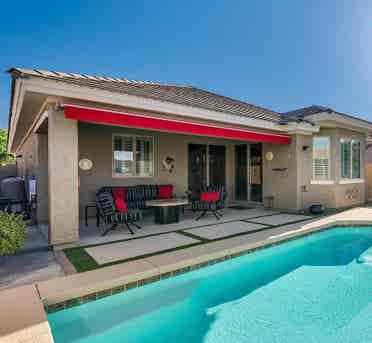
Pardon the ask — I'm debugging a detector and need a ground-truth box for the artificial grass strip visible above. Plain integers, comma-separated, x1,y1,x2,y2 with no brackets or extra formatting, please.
177,230,210,243
64,247,99,273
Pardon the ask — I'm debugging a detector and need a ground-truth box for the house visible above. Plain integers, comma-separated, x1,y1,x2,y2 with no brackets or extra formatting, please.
7,68,372,248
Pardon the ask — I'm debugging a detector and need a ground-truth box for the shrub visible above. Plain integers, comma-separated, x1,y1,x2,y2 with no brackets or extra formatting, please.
0,211,26,256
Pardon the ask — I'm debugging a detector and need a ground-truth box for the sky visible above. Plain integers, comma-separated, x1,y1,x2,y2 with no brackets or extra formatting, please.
0,0,371,128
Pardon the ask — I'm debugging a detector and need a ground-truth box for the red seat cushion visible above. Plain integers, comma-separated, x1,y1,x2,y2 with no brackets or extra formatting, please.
200,191,220,203
114,197,128,213
112,187,126,201
158,185,173,199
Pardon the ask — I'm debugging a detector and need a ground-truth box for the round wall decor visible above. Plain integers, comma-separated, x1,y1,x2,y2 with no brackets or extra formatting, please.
79,158,93,171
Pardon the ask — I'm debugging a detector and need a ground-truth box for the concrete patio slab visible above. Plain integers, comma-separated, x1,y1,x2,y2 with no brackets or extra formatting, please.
0,284,53,343
79,207,278,246
183,221,268,240
85,232,200,265
247,213,312,226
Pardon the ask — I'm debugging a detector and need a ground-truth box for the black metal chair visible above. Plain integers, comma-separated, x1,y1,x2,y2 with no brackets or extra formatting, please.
96,191,140,236
190,185,227,220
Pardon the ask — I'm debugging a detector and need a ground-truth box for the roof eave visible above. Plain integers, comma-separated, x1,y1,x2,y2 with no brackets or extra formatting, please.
306,111,372,132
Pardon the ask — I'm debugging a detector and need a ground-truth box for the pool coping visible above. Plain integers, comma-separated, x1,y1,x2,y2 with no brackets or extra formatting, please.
38,207,372,313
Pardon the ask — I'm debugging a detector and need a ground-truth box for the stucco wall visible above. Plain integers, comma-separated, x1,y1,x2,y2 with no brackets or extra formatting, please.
262,135,299,210
300,128,366,209
78,122,235,216
365,163,372,200
262,127,367,211
16,134,37,179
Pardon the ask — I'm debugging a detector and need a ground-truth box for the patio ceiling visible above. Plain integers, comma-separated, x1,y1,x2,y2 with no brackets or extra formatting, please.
63,104,291,144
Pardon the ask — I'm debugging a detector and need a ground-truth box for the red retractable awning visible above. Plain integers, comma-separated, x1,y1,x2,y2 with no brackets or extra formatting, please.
64,105,291,144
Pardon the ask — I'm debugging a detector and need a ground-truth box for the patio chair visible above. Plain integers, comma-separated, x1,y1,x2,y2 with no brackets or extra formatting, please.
96,191,140,236
192,185,226,220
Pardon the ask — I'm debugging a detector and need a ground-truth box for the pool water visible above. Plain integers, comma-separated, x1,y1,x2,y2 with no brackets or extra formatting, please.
48,227,372,343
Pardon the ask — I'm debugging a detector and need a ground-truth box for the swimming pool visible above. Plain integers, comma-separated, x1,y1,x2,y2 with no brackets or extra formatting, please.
48,227,372,342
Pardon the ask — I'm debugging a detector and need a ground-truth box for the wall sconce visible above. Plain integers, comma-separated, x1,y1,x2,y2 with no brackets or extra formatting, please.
265,151,274,161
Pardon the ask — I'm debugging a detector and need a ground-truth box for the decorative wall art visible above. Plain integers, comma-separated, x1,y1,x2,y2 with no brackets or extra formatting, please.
162,155,175,173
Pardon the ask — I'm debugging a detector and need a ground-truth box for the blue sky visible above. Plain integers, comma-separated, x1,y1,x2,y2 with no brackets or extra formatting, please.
0,0,371,128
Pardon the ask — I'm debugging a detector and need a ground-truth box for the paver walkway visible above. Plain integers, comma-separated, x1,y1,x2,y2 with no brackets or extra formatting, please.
0,226,64,291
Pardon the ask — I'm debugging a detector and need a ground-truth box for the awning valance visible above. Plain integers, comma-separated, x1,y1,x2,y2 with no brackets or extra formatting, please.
64,105,291,144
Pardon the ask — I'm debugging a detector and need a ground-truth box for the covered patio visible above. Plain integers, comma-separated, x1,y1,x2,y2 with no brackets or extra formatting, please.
34,103,295,249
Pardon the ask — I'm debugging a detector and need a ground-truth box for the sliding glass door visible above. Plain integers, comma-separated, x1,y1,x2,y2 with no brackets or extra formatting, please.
234,144,248,200
188,144,226,192
249,143,263,202
188,144,207,192
234,143,263,202
209,145,226,186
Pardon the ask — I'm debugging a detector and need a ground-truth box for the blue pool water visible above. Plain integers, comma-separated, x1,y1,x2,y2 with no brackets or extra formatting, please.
49,227,372,343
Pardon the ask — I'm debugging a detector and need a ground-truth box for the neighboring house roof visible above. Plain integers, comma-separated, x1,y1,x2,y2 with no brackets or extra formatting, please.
8,68,282,123
282,105,372,127
281,105,331,121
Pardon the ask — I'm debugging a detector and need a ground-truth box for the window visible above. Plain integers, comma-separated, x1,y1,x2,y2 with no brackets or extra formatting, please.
313,136,331,181
113,135,153,177
341,139,361,179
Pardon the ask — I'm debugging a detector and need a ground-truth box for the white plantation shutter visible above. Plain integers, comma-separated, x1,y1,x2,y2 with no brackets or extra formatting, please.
313,158,329,179
313,137,330,181
341,139,361,179
113,135,154,177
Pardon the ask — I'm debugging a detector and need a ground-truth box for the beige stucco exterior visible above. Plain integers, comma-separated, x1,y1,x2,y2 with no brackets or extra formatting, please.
260,127,367,211
15,113,369,247
9,75,372,247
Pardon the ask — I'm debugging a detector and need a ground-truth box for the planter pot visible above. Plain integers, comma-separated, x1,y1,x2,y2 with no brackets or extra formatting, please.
309,204,325,215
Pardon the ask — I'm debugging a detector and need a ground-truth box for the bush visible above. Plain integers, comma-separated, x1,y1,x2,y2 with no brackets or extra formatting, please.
0,211,26,256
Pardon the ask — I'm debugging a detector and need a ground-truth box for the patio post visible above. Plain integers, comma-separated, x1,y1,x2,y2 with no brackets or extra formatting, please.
47,107,79,248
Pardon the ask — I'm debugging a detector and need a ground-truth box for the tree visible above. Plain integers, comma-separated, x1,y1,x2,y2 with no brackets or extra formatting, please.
0,129,14,165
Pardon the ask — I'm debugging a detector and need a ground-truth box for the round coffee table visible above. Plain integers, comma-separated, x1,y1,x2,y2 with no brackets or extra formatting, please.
146,199,189,224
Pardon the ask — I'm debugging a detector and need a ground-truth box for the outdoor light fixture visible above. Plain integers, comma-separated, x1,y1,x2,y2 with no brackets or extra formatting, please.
265,151,274,161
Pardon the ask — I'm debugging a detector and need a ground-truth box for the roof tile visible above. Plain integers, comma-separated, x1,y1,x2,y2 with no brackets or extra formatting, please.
9,68,281,123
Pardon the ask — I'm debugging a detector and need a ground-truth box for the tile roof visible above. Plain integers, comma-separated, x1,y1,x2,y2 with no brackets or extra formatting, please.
282,105,372,126
281,105,331,121
8,68,281,123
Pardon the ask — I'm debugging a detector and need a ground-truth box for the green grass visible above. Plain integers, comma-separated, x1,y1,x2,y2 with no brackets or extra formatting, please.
64,247,99,273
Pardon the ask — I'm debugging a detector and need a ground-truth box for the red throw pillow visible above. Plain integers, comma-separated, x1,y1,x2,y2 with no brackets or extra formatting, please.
200,191,220,203
158,185,173,199
114,197,127,213
112,187,126,201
